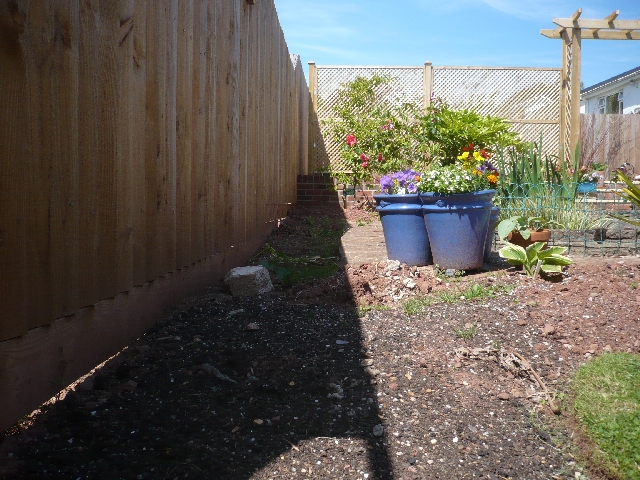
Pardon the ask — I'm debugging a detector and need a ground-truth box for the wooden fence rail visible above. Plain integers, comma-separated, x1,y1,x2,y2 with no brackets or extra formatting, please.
0,0,306,431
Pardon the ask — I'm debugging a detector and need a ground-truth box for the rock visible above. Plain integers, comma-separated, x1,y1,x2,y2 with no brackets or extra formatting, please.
224,266,273,297
76,377,94,392
407,457,416,465
253,419,264,425
603,344,612,352
336,340,349,345
497,392,510,401
245,322,259,331
533,343,545,352
517,319,527,326
445,269,456,277
372,424,384,437
360,359,374,367
402,278,416,289
542,324,556,336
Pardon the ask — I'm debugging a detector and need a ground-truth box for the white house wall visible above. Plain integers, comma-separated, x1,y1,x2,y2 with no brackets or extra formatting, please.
581,78,640,114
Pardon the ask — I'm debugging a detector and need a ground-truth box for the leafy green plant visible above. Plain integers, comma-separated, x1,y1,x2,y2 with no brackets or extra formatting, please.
609,172,640,227
498,241,573,276
419,106,524,165
572,352,640,480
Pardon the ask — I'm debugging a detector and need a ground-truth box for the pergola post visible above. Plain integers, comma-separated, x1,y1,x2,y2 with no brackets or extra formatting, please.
541,9,640,163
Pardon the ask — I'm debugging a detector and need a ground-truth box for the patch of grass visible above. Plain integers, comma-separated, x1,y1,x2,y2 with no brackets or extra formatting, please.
453,320,478,340
356,304,391,317
259,244,339,287
572,352,640,480
438,290,463,303
402,295,435,316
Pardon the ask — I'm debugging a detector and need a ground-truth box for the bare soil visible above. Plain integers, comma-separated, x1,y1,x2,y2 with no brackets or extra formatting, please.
1,204,639,480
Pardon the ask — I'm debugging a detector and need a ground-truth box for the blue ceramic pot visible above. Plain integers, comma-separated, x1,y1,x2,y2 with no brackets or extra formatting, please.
484,206,500,263
577,182,597,194
374,193,432,266
420,190,495,270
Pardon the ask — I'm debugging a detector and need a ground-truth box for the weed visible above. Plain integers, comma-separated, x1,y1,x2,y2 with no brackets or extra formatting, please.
402,296,434,316
356,218,370,227
631,281,638,290
438,290,463,303
453,321,478,340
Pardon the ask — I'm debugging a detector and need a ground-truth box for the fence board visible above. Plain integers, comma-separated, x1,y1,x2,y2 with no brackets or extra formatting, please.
0,1,30,338
581,114,640,177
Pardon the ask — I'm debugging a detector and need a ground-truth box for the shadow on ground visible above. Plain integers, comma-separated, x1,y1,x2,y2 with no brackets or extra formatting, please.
0,205,394,479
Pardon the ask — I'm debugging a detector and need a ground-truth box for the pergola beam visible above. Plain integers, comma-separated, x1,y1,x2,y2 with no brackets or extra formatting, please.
542,28,640,40
553,17,640,30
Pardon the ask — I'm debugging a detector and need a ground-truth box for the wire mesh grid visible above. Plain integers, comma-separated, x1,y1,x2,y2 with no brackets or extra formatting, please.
492,182,640,256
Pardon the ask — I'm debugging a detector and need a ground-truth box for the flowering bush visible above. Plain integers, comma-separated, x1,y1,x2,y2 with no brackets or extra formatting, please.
379,169,422,194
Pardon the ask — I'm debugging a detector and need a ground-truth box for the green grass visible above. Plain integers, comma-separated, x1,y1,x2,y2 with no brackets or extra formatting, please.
402,295,435,315
402,282,514,315
572,352,640,479
453,320,478,340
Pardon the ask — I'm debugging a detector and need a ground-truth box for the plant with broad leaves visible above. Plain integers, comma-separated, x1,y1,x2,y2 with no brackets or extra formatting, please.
498,241,572,277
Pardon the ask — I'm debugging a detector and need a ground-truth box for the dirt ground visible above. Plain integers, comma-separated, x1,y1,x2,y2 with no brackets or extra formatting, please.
1,205,640,480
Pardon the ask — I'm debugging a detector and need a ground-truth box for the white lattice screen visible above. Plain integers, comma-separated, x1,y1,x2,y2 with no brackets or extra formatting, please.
312,65,561,172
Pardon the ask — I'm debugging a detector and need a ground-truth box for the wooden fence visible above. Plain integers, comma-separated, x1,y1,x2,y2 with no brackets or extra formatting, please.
580,114,640,176
0,0,307,431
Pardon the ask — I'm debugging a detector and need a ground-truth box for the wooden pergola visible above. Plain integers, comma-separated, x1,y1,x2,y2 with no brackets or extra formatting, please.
541,9,640,162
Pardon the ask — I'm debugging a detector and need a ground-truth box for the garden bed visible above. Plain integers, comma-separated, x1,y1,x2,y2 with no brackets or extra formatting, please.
1,205,639,480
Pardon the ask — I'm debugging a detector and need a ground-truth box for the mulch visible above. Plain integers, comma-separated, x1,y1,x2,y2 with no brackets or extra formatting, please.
1,204,639,480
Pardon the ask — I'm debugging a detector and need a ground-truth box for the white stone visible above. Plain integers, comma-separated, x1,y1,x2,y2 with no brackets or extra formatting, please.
224,266,273,297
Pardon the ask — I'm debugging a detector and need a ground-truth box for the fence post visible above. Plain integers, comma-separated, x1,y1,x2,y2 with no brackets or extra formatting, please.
423,61,433,111
308,61,318,172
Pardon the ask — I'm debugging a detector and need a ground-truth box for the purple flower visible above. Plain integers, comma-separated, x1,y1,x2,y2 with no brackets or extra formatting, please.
379,169,421,194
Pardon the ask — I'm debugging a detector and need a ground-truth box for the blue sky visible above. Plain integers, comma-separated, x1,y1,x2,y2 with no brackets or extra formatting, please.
274,0,640,89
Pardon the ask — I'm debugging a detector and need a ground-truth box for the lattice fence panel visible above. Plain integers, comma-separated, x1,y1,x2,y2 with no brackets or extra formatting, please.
314,66,561,172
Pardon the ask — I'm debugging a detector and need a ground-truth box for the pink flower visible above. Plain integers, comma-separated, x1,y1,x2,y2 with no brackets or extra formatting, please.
361,161,369,168
346,134,357,147
381,123,393,131
359,153,370,161
377,154,384,162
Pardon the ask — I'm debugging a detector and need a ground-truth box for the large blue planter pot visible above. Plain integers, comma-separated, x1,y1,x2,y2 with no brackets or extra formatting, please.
420,190,495,270
484,206,500,263
374,193,432,266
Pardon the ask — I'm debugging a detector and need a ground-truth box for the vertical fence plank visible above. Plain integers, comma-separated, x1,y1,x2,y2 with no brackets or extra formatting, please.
0,1,30,339
131,0,147,286
190,0,207,264
50,1,80,319
115,0,135,293
77,1,119,306
176,0,193,269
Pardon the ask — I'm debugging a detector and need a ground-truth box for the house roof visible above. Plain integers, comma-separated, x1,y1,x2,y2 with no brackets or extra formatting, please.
581,65,640,96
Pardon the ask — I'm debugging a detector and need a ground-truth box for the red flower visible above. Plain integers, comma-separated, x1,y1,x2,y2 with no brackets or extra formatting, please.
481,149,491,159
359,153,370,161
361,161,369,168
346,134,357,147
377,153,384,162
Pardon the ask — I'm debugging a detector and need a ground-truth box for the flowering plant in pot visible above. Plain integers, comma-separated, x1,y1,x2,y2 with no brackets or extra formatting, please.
378,169,421,194
373,169,430,266
415,155,500,270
